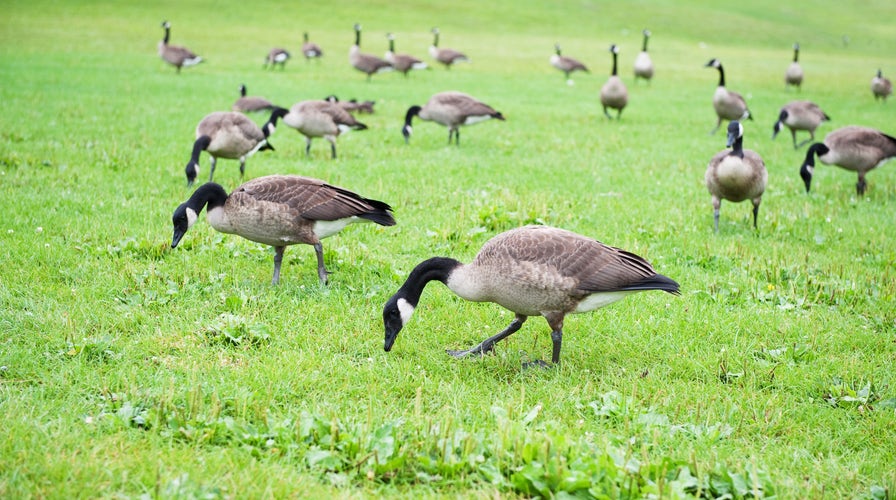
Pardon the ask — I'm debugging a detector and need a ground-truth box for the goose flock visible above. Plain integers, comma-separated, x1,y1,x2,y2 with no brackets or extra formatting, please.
160,21,894,367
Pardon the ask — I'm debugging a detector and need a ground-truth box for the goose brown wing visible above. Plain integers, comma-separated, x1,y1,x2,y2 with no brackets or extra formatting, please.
435,92,497,116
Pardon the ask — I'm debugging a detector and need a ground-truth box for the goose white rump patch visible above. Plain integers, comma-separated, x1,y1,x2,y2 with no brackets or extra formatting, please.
463,115,493,126
574,291,634,313
314,217,359,239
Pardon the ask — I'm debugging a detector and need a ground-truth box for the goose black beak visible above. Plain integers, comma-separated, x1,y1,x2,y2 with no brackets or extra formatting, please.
171,228,186,248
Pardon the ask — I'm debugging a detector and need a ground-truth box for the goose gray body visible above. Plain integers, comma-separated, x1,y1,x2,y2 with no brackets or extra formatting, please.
185,108,287,185
772,100,830,149
382,225,680,366
785,44,803,89
264,48,290,69
302,32,323,60
600,44,628,119
283,100,368,159
872,70,892,101
550,44,588,81
158,21,202,73
385,33,428,75
232,84,275,113
633,30,654,83
349,24,393,81
402,91,505,145
429,28,469,69
800,126,896,195
171,175,395,284
706,121,767,232
705,59,752,134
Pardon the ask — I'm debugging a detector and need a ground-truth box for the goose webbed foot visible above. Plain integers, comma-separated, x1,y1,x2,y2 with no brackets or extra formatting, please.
522,359,552,369
446,342,495,358
446,315,527,360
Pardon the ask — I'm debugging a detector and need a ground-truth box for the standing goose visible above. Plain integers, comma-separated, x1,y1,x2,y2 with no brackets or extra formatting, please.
382,225,680,366
184,108,288,186
384,33,428,76
633,29,654,84
402,91,505,145
705,121,768,232
302,32,323,60
232,84,275,113
349,23,393,81
158,21,203,73
785,43,803,89
171,175,395,285
283,100,368,159
264,48,290,69
429,28,469,69
800,126,896,195
871,69,892,101
549,43,588,82
600,44,628,119
705,58,752,134
772,100,830,149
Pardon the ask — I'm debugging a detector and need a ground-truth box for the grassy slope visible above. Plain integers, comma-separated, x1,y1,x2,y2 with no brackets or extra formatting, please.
1,0,895,497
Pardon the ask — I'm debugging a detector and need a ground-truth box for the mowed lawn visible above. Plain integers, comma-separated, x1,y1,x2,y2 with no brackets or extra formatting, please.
1,0,895,497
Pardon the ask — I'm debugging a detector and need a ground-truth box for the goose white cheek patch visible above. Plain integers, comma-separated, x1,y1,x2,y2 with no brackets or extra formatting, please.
186,207,198,228
397,298,415,325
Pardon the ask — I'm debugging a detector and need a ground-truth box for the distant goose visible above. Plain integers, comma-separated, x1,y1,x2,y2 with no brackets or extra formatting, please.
324,95,376,114
872,69,892,101
184,108,287,186
232,84,275,113
402,91,505,145
772,100,830,149
705,58,752,134
550,43,588,82
633,29,654,83
171,175,395,285
283,100,368,158
158,21,203,73
384,33,428,76
302,32,323,60
600,44,628,119
429,28,469,69
800,126,896,195
705,121,767,232
785,43,803,89
264,48,290,69
382,225,680,366
349,23,393,81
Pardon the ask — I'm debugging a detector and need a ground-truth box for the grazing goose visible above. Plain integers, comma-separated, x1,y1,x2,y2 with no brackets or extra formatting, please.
402,91,505,145
302,32,323,60
785,43,803,89
324,95,376,114
264,48,290,69
705,58,752,134
382,225,680,367
872,69,892,101
705,121,767,232
283,100,368,159
633,29,654,83
800,126,896,195
232,84,275,113
385,33,428,76
158,21,203,73
185,108,287,186
171,175,395,285
772,100,830,149
600,44,628,119
429,28,469,69
549,43,588,82
349,23,393,81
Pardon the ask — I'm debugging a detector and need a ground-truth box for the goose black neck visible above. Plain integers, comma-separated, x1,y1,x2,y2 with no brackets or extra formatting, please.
304,32,309,42
611,51,618,76
354,28,361,47
729,137,744,158
188,182,229,212
804,143,827,167
163,26,170,44
389,38,395,52
555,45,561,56
793,48,799,62
433,32,439,47
240,85,247,97
190,135,212,163
398,257,461,307
642,34,649,52
263,107,289,137
716,64,725,87
403,105,421,127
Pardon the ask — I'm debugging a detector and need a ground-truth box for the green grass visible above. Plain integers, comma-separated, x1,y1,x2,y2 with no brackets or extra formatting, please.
1,0,895,497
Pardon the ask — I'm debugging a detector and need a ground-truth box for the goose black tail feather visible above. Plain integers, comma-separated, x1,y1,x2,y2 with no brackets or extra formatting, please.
622,274,680,295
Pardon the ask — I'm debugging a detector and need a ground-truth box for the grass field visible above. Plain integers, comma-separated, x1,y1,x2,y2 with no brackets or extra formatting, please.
1,0,895,497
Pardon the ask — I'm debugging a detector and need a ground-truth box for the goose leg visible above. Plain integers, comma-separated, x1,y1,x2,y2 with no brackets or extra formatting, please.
752,198,761,229
327,138,337,159
447,315,527,358
857,173,867,196
796,130,814,149
791,129,799,150
447,128,454,145
603,106,612,119
208,157,217,182
239,157,246,179
710,117,722,135
314,242,329,284
617,108,624,120
305,137,312,157
272,246,285,285
455,128,460,146
712,196,722,232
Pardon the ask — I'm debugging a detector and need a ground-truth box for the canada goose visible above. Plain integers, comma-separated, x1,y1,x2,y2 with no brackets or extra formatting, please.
705,58,752,134
785,43,803,89
772,100,830,149
550,44,588,82
184,108,287,186
283,100,368,159
600,45,628,119
429,28,469,69
349,23,393,81
232,84,275,113
633,30,654,83
324,95,376,114
384,33,428,76
800,126,896,195
382,225,680,366
302,32,323,60
264,48,290,69
158,21,202,73
171,175,395,285
705,121,767,232
872,69,892,101
402,91,505,145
